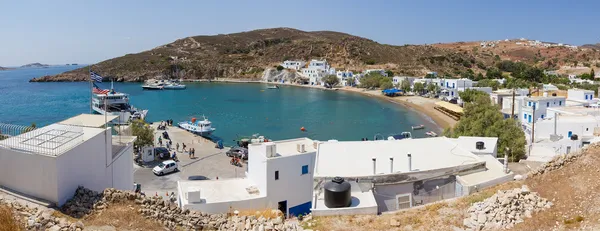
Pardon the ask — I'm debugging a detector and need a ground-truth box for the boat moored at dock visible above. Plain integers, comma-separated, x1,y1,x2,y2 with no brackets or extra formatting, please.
91,88,148,125
387,132,412,140
178,116,216,136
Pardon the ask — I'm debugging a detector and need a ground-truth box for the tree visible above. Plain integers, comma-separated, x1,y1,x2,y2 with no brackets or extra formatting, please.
444,95,526,161
380,81,394,90
385,70,394,77
425,73,436,79
485,67,503,79
592,69,596,79
476,79,500,90
322,75,340,88
413,82,425,95
131,119,154,148
458,89,488,103
276,65,284,71
427,83,439,94
461,69,475,80
400,80,411,93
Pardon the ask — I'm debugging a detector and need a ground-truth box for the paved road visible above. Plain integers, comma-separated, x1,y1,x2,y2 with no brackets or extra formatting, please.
134,124,247,196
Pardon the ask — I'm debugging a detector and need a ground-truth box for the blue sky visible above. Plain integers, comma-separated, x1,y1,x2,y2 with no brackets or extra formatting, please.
1,0,598,66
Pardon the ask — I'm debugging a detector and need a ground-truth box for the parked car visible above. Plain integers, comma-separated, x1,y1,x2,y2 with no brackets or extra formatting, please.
154,147,170,160
226,146,248,160
153,160,178,176
449,98,458,104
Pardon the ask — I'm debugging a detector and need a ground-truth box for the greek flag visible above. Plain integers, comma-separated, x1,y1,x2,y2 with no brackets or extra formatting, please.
90,71,103,83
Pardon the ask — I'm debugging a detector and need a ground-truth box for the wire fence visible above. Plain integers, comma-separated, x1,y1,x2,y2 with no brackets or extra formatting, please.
0,123,85,156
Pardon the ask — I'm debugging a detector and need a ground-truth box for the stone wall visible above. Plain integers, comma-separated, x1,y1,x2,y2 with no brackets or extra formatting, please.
527,143,594,177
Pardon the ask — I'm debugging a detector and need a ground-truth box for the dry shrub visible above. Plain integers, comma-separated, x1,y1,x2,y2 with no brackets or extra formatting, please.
83,202,163,231
0,205,21,231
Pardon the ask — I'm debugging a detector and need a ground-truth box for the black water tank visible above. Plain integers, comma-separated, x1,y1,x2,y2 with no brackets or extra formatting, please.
324,177,351,208
552,93,557,96
476,141,485,150
571,134,579,140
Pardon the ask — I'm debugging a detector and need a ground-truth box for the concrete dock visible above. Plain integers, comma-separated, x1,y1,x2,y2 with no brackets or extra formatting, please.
134,123,246,197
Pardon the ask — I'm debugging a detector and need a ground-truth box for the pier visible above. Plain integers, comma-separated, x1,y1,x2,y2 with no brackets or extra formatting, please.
133,123,246,197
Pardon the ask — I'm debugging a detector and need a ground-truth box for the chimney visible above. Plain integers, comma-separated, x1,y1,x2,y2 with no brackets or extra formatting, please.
503,151,509,174
389,157,394,173
372,157,376,175
407,153,412,171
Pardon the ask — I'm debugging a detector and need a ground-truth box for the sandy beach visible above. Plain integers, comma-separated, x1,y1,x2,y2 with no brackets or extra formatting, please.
199,79,458,130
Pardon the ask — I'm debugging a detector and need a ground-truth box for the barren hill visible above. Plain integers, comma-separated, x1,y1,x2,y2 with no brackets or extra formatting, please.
30,29,600,82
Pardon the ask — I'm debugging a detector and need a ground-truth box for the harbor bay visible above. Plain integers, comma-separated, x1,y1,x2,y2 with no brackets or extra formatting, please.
0,66,438,145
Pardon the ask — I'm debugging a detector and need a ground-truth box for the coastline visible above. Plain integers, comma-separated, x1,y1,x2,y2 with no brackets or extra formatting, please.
198,78,458,131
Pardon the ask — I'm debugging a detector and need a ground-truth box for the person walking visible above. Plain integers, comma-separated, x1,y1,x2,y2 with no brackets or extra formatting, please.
192,148,195,158
176,143,180,152
182,143,187,152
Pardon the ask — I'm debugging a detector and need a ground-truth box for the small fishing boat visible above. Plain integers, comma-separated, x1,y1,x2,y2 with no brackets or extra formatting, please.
387,132,412,140
178,116,216,136
411,124,425,130
267,85,279,89
425,131,438,137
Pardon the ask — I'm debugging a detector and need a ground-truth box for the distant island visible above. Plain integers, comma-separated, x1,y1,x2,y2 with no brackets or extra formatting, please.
0,66,15,71
21,63,50,68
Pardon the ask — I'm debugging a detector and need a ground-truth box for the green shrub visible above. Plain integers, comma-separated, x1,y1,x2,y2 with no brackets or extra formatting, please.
276,65,284,71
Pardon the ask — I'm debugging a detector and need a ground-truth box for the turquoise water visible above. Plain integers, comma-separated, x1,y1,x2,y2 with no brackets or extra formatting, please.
0,66,438,145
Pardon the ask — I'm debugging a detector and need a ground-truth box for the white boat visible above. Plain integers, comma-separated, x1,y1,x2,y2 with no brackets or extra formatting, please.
142,84,164,90
92,89,148,125
267,85,279,89
387,132,412,140
163,82,186,90
411,124,425,130
178,116,216,136
425,131,438,137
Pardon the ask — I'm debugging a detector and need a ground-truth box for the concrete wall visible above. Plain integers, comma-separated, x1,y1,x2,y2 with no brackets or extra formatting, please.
247,144,268,196
373,176,456,213
182,196,268,214
0,149,58,204
534,117,597,140
56,129,112,206
311,204,378,216
265,152,315,216
111,143,134,191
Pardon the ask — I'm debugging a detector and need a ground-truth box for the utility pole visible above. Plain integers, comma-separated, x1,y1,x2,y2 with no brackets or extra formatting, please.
511,89,516,119
531,104,536,144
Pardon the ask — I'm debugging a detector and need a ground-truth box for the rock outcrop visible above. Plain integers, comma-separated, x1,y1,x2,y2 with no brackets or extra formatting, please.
0,195,83,231
463,185,552,230
527,145,589,177
261,68,304,83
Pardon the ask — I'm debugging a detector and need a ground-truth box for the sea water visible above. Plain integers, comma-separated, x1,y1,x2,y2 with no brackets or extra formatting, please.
0,66,438,145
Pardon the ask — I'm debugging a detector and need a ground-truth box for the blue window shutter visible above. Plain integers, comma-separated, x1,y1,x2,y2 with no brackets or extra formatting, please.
301,165,308,175
541,114,544,119
524,113,527,119
559,101,562,106
528,102,531,106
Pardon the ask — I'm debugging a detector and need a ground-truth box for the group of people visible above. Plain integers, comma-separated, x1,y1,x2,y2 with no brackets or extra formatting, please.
157,120,174,130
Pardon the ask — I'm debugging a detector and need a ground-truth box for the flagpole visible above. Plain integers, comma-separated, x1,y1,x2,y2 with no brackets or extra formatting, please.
89,66,92,114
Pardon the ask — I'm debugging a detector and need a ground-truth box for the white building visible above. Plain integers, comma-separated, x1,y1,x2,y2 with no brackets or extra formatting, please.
567,89,597,106
490,89,529,106
364,69,388,77
281,60,306,70
301,60,334,86
177,138,316,217
392,76,416,86
336,70,355,86
311,137,513,215
542,84,559,92
500,95,527,119
521,96,566,125
0,114,135,206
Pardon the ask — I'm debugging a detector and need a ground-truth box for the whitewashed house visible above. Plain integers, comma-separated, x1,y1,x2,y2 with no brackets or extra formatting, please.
392,76,416,87
567,89,597,106
0,114,135,206
177,138,316,217
311,137,513,216
301,60,334,86
364,69,387,77
490,89,529,106
542,84,559,92
281,60,306,70
336,70,355,86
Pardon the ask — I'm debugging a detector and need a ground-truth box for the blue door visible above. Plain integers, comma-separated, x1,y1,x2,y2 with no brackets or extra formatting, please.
568,131,572,138
528,115,532,123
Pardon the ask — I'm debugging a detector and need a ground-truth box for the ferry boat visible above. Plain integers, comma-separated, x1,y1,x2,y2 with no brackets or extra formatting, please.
142,84,164,90
387,132,412,140
178,116,216,136
92,88,148,125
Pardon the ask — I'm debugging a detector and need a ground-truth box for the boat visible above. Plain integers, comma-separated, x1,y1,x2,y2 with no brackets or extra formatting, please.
411,124,425,130
142,83,164,90
91,88,148,125
387,132,412,140
425,131,438,137
178,116,216,136
235,134,270,148
267,85,279,89
163,82,186,90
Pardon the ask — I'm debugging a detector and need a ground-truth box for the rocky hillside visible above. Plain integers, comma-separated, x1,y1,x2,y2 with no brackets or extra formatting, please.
31,28,600,82
0,66,14,71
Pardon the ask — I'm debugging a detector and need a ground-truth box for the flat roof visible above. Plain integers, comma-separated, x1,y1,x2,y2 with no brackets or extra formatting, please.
547,106,600,116
450,136,498,154
0,123,104,156
435,101,464,114
178,178,263,205
314,137,484,178
568,88,594,93
59,114,119,128
525,96,566,101
253,138,316,157
458,154,512,185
